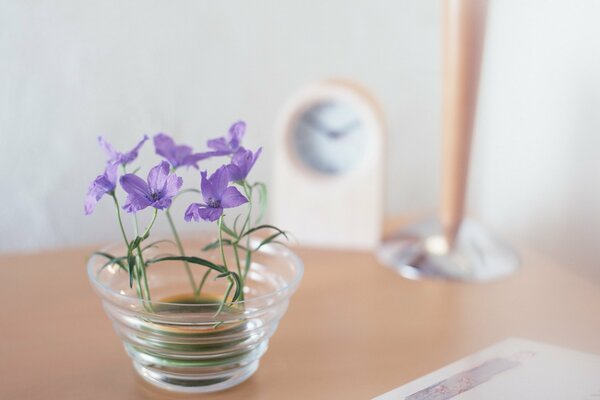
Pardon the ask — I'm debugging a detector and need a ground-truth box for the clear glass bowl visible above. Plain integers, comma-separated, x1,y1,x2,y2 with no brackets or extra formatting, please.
87,239,303,393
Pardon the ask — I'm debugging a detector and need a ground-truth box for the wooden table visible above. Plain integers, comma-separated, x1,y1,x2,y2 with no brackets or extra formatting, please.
1,241,600,399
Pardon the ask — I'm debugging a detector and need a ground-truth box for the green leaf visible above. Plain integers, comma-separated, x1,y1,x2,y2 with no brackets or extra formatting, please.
254,182,268,224
233,215,242,236
146,256,242,301
254,231,287,251
214,280,234,317
146,253,177,262
230,274,242,303
127,250,136,288
237,224,288,241
93,251,120,260
99,257,128,273
93,252,128,273
202,238,234,252
126,235,147,288
269,240,288,247
244,248,252,279
146,255,225,273
129,236,143,250
142,239,176,252
220,221,238,239
126,240,142,288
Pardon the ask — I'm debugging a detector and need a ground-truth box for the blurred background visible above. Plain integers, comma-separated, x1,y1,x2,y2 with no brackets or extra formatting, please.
1,0,598,278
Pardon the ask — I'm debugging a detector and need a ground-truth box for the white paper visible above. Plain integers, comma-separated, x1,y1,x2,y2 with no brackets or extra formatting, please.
374,338,600,400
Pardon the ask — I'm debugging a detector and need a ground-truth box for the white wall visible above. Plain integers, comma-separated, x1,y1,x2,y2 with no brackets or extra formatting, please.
472,0,600,279
1,1,598,277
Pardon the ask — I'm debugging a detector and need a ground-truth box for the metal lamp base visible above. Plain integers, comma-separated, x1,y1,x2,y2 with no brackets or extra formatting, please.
377,218,519,282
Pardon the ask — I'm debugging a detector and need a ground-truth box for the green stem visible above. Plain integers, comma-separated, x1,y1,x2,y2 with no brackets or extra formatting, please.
133,214,140,237
141,209,158,239
242,182,253,281
166,209,198,296
232,243,245,302
217,215,229,271
136,247,151,302
240,182,253,236
136,209,158,307
132,266,143,300
214,278,234,317
111,194,129,245
197,269,212,296
243,247,252,281
121,165,140,237
215,216,237,313
232,244,243,280
111,194,143,301
194,204,229,298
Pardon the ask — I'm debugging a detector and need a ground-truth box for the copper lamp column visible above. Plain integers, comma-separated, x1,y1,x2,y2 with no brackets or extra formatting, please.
377,0,519,281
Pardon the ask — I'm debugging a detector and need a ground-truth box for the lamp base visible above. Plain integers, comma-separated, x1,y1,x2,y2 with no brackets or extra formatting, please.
377,218,519,282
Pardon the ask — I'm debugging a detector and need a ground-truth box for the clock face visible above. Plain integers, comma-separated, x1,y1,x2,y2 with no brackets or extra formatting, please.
292,100,368,175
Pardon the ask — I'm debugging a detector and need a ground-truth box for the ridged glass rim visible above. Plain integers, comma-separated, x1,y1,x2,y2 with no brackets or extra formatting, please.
87,239,304,308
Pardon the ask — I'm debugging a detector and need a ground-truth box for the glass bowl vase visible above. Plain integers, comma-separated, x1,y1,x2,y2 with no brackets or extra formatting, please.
87,238,303,393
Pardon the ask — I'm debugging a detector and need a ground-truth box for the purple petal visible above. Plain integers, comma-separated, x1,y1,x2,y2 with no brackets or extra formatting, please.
151,197,173,210
184,203,203,222
131,134,149,153
229,147,262,181
153,133,177,163
121,135,149,165
84,164,118,215
99,135,148,166
172,145,193,167
84,195,99,215
227,121,246,150
120,173,150,196
154,133,203,168
210,165,230,199
206,137,229,152
220,186,248,209
120,174,151,213
184,203,223,222
84,177,111,215
98,136,118,161
200,170,215,203
183,151,217,169
251,147,262,167
123,197,151,213
104,162,119,187
147,161,170,194
198,207,223,222
163,174,183,199
226,164,244,182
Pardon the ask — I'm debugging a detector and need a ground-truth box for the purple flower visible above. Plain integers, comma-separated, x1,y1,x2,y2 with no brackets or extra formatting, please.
206,121,246,155
120,161,183,213
98,135,148,166
226,147,262,182
84,163,118,215
153,133,213,169
184,166,248,222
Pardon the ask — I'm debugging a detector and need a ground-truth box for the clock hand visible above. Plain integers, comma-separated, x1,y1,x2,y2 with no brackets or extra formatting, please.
303,113,361,140
302,113,331,136
327,120,362,139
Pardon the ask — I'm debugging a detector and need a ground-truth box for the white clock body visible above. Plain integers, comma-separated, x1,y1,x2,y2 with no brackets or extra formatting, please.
272,80,385,250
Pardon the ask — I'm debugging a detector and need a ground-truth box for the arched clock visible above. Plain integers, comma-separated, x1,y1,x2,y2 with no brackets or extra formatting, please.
272,80,385,250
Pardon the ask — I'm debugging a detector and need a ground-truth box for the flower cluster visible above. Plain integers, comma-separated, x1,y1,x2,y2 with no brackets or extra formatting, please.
85,121,258,222
85,121,281,308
